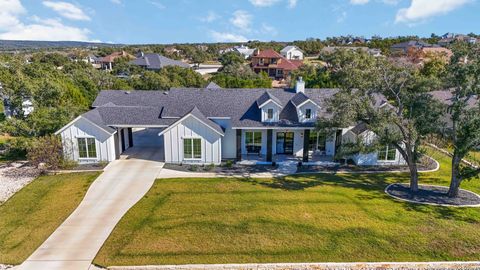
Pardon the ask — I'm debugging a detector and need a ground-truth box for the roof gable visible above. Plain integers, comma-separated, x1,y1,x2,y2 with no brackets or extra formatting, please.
159,106,224,136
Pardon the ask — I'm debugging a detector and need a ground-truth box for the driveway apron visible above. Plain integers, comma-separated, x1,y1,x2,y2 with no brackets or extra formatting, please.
19,147,164,270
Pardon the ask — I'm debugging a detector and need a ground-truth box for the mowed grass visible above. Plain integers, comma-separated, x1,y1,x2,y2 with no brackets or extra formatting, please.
95,149,480,266
0,172,100,264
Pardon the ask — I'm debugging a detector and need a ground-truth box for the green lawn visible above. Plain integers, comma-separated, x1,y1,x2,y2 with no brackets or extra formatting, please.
95,149,480,266
0,172,100,265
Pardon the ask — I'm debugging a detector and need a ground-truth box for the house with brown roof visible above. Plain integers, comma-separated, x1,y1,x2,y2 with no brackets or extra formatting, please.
100,51,134,71
251,49,303,80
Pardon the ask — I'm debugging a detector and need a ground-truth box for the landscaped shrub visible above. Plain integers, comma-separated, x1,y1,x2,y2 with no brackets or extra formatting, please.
27,135,64,171
2,137,31,160
204,163,215,171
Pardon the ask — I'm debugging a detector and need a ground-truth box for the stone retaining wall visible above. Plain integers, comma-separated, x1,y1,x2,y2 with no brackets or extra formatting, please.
108,261,480,270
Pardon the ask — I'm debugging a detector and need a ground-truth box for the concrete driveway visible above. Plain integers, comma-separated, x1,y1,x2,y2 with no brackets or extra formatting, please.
19,147,164,270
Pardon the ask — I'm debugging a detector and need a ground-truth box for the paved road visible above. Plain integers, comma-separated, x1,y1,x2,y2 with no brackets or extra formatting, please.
19,147,164,270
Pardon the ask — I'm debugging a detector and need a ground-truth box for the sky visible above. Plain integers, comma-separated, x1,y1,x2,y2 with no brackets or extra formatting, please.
0,0,479,44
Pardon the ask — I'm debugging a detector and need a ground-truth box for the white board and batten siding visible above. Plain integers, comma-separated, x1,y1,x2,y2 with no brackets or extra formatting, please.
163,115,222,165
59,117,116,163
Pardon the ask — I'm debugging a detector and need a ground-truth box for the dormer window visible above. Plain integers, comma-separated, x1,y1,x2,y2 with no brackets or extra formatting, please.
305,109,312,119
267,108,273,119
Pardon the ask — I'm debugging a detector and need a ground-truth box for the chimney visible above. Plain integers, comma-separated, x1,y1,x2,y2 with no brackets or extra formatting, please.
295,77,305,93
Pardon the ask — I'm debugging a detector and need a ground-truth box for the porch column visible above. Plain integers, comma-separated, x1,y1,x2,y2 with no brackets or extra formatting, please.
114,128,121,159
266,129,273,162
128,128,133,147
303,129,310,162
236,129,242,161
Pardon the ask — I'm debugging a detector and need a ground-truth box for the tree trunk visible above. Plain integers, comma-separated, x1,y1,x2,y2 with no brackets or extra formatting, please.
408,162,419,193
448,155,462,197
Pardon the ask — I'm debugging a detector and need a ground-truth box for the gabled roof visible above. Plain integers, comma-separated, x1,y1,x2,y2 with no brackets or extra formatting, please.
89,88,387,129
101,51,134,63
206,81,222,89
256,91,282,108
130,53,190,69
159,106,224,136
253,49,283,58
290,92,315,107
350,122,368,135
280,45,302,54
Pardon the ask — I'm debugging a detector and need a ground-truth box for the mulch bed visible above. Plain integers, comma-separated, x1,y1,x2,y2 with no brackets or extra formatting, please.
386,183,480,207
297,155,437,174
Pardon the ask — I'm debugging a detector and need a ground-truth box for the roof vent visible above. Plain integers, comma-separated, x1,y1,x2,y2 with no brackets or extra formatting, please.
124,91,131,94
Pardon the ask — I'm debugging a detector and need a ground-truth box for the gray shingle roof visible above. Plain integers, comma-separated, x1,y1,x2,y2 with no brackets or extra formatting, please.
206,81,222,89
290,92,310,107
129,53,190,70
256,91,282,107
89,87,384,129
186,106,224,135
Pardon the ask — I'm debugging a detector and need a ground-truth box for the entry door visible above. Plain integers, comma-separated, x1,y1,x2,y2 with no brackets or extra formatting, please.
276,132,294,155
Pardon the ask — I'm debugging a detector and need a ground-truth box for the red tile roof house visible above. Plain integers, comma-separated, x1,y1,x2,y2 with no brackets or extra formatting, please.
251,49,303,80
99,51,135,71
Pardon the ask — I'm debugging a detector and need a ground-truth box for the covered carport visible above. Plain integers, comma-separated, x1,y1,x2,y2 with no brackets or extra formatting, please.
117,127,165,161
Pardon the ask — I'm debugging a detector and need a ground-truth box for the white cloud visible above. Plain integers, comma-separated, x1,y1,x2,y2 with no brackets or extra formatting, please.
0,0,95,41
42,1,90,21
0,17,93,41
287,0,298,8
350,0,369,4
249,0,280,7
0,0,26,30
209,31,248,42
110,0,122,4
200,11,219,23
396,0,470,23
337,11,347,22
260,23,278,36
149,0,165,9
230,10,252,31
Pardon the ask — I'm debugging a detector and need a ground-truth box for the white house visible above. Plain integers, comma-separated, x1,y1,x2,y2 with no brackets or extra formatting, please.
280,46,304,60
55,79,408,166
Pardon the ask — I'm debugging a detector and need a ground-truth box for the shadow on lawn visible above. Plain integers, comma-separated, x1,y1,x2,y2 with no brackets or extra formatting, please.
240,172,402,194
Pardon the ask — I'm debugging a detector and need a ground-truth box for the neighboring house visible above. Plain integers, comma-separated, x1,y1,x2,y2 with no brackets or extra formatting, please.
55,78,406,167
129,53,190,70
220,45,256,59
251,49,303,80
321,46,382,57
390,40,437,55
2,97,34,118
280,46,304,60
439,33,477,46
99,51,134,71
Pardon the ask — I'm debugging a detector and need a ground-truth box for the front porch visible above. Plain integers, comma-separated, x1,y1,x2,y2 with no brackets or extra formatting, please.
237,153,338,166
235,128,340,165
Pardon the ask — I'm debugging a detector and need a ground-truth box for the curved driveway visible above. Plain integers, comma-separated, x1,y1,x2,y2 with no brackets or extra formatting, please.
20,147,164,270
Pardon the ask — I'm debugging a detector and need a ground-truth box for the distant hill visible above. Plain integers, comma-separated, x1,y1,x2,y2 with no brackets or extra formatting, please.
0,40,123,51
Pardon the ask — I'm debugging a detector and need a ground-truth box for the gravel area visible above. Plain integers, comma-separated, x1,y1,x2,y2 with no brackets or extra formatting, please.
0,162,40,203
386,183,480,207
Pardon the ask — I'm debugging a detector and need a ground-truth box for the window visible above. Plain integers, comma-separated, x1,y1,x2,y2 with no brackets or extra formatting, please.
184,138,202,159
378,144,396,161
308,131,326,152
305,108,312,119
267,108,274,119
245,131,262,153
77,138,97,159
